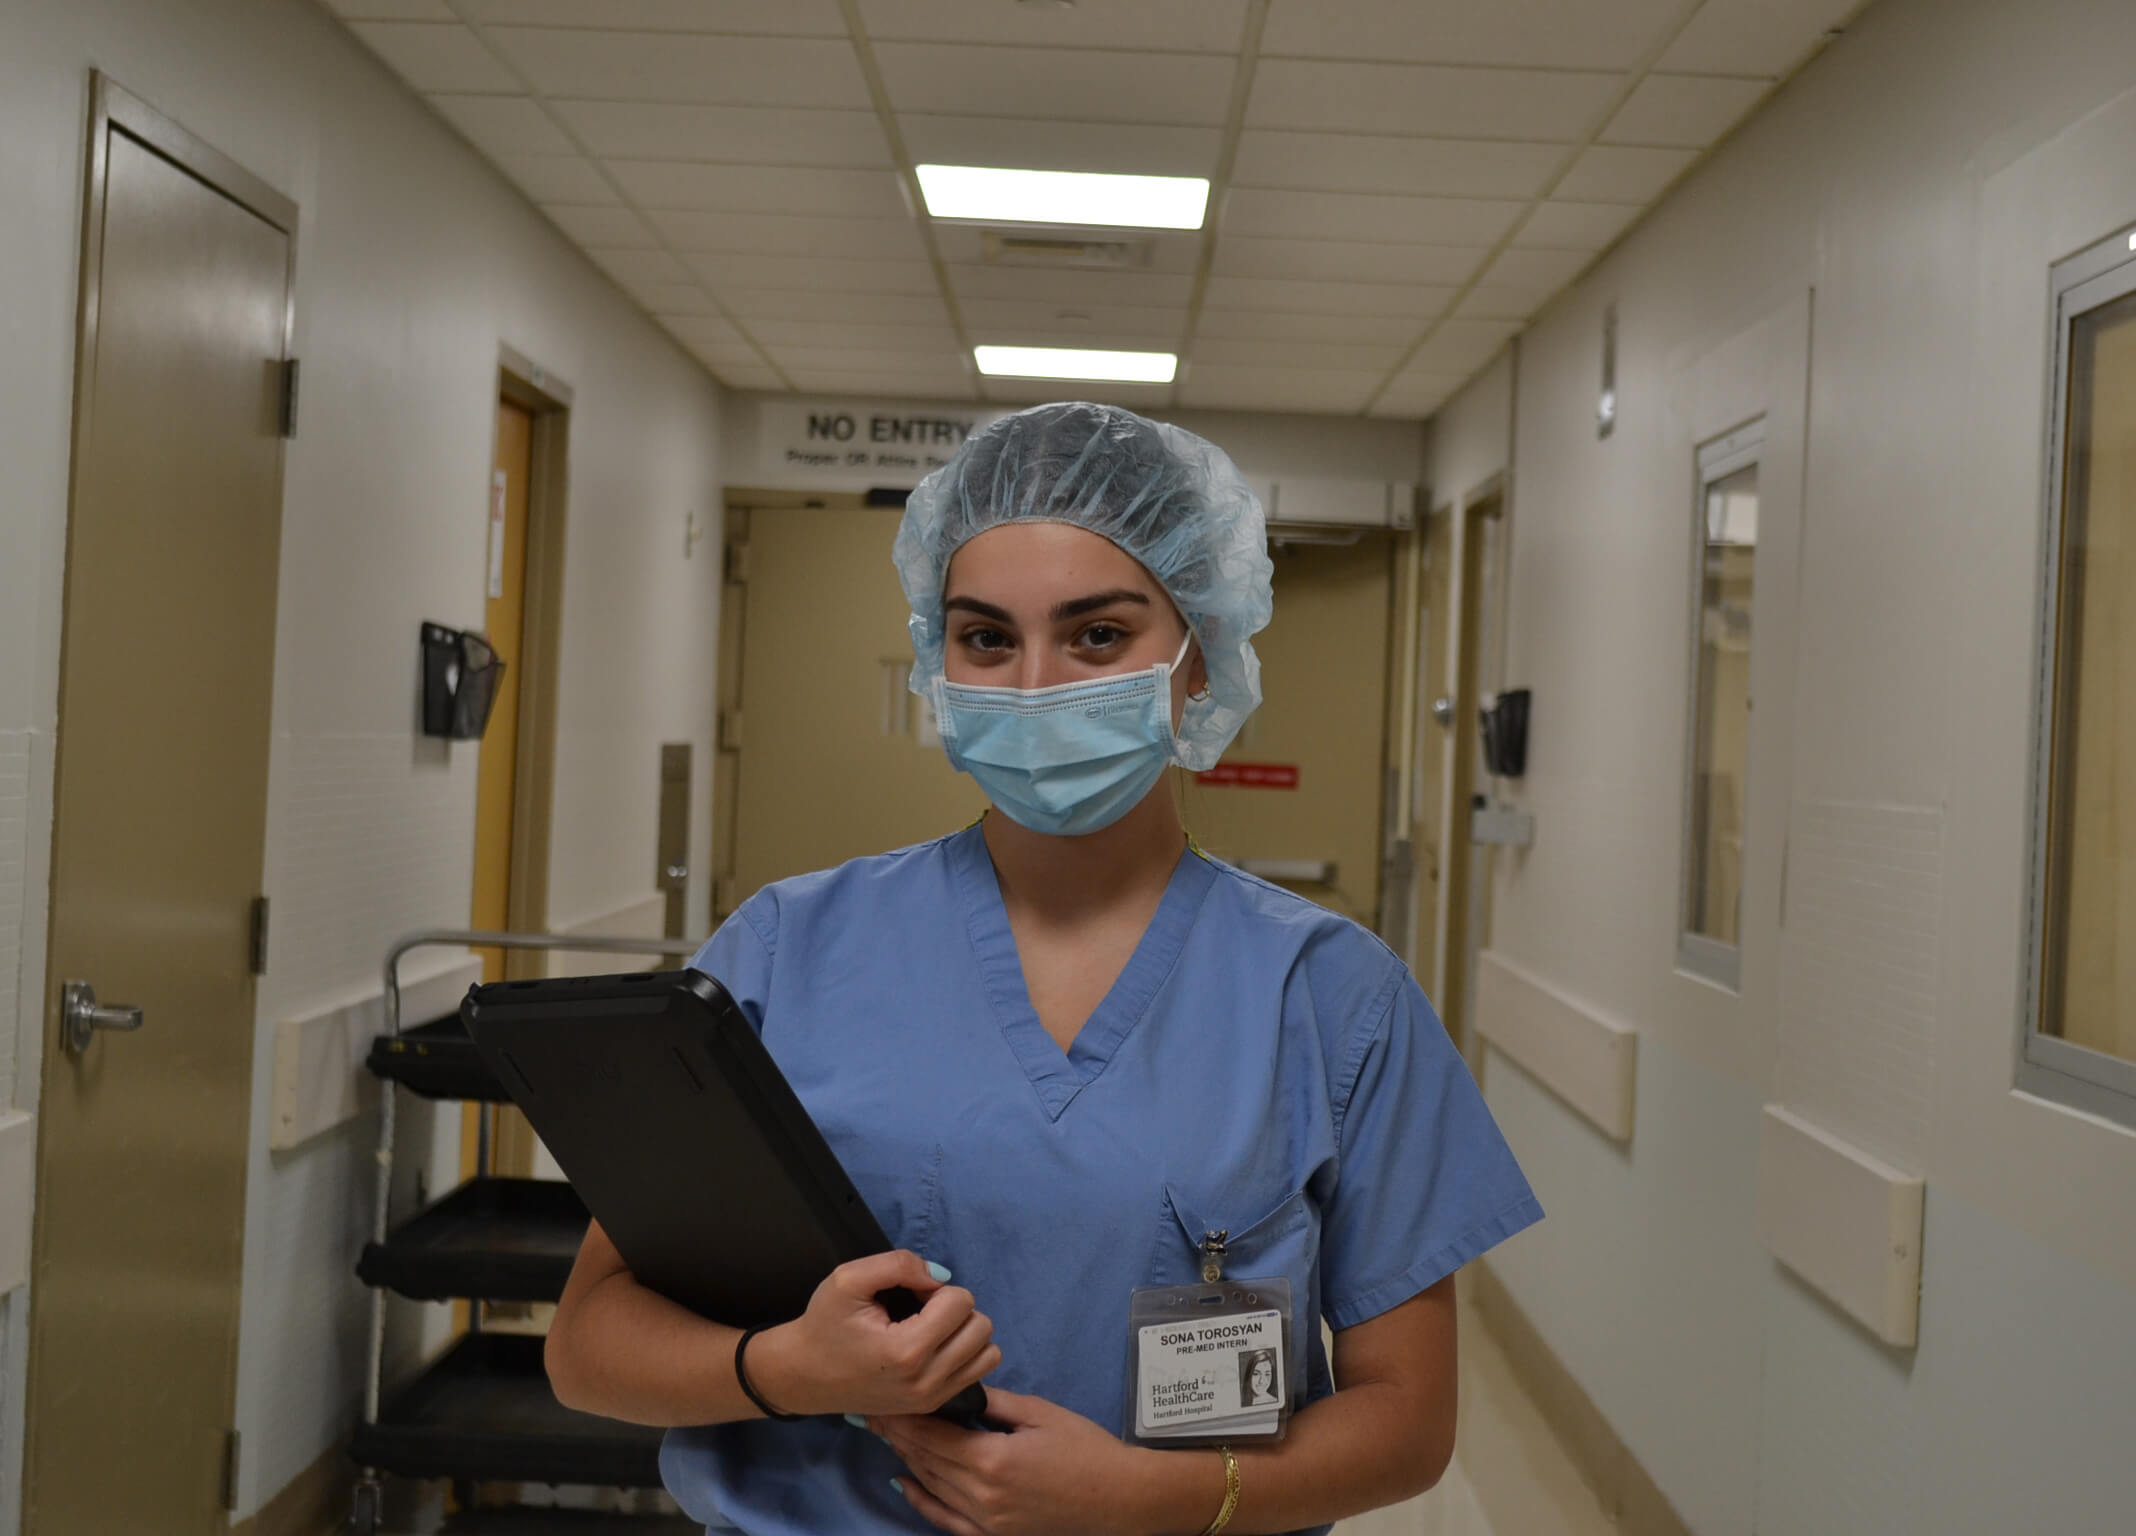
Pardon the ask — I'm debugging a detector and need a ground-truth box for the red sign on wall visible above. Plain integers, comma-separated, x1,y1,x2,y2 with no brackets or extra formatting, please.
1195,762,1301,789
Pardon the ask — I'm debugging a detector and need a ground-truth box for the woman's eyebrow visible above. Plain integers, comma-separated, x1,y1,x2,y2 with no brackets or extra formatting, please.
1051,589,1151,621
943,595,1014,622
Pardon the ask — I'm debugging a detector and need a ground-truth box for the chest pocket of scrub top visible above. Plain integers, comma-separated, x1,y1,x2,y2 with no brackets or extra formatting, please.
1150,1185,1333,1407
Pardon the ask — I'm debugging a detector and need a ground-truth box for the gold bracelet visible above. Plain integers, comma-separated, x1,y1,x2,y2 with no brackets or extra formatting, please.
1197,1445,1241,1536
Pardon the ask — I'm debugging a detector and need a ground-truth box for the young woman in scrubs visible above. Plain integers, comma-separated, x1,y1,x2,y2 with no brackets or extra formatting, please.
545,403,1542,1536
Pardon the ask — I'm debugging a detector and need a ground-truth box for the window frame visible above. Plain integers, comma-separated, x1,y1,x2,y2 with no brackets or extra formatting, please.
1677,418,1767,992
2019,226,2136,1127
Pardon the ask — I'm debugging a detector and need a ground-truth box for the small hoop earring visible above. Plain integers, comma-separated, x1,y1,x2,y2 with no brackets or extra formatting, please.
1189,683,1212,702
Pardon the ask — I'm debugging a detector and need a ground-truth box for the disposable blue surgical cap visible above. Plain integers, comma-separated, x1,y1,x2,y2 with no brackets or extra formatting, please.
894,401,1274,771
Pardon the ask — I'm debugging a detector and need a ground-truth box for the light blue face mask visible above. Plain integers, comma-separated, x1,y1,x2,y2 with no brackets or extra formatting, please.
933,634,1192,837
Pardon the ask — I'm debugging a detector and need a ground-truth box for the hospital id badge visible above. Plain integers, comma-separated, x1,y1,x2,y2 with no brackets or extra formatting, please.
1124,1234,1295,1448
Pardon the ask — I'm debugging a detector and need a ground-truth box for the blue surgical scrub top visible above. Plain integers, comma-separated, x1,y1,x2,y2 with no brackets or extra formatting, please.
660,825,1541,1535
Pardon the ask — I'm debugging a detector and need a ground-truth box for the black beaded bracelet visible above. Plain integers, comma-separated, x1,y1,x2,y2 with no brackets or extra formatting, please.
734,1328,801,1421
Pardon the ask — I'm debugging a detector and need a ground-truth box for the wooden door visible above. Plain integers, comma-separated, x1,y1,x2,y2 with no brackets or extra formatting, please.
25,81,293,1536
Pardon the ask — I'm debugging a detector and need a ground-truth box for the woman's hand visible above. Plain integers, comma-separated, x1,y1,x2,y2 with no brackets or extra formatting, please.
746,1250,1000,1419
873,1388,1202,1536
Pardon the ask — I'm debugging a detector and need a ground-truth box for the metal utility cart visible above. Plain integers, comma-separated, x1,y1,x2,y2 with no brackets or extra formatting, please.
350,929,701,1535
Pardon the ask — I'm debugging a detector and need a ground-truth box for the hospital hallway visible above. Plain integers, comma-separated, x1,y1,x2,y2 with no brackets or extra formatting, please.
6,0,2136,1534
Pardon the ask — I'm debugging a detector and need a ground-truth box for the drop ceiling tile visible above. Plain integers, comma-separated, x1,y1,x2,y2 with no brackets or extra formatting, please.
1480,245,1591,288
875,44,1235,126
1600,73,1769,149
965,328,1170,356
486,29,870,107
980,376,1174,408
459,0,847,32
1179,365,1382,415
1454,286,1552,321
957,299,1184,338
786,368,976,398
659,314,746,348
611,162,908,217
1261,0,1696,73
427,94,575,157
349,22,519,93
1190,336,1408,372
650,211,926,259
748,319,960,351
1196,308,1422,344
770,348,966,380
1221,188,1524,247
899,116,1223,179
931,225,1202,275
708,362,790,390
1368,372,1467,419
543,204,656,246
326,1,454,19
945,265,1194,308
495,154,617,203
1515,199,1643,250
723,290,953,326
1247,59,1619,141
690,341,775,371
1203,276,1455,318
587,246,693,285
620,280,722,313
858,0,1249,53
1406,319,1521,376
1231,131,1560,200
685,252,940,294
551,102,892,166
1554,144,1701,203
1657,0,1857,77
1212,235,1489,286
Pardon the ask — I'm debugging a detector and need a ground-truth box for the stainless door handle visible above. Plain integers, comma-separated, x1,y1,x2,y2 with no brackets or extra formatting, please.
1431,695,1456,727
62,979,144,1055
664,863,689,884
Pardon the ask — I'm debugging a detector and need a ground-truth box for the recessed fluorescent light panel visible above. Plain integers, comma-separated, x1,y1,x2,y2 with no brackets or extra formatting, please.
973,346,1178,384
917,165,1209,230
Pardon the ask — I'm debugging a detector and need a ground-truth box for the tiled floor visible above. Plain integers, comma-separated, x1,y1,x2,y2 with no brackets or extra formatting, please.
400,1299,1616,1535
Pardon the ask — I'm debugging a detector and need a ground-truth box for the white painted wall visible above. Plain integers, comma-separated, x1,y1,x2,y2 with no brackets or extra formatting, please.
0,0,727,1522
1432,0,2136,1529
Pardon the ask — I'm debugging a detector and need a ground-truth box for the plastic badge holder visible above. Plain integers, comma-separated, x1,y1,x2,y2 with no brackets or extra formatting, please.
1124,1279,1294,1449
421,621,508,740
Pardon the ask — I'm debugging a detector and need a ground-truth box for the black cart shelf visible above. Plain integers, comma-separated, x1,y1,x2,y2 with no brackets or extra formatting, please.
351,928,700,1536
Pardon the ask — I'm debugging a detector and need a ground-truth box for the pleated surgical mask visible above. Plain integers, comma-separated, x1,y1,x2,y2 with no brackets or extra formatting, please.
932,633,1192,837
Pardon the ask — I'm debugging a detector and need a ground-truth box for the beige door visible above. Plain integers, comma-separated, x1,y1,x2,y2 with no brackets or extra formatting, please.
1431,492,1508,1052
718,498,987,912
26,82,292,1536
1179,536,1396,927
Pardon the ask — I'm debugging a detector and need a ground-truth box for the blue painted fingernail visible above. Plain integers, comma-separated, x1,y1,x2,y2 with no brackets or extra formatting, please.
926,1261,952,1282
889,1478,906,1496
844,1413,867,1429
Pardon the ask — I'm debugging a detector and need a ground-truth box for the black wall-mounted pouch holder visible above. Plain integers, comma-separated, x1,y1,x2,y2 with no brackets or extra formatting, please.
1480,687,1530,779
421,621,507,740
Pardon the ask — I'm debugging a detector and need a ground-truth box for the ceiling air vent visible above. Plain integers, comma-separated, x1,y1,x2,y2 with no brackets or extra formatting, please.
980,229,1153,269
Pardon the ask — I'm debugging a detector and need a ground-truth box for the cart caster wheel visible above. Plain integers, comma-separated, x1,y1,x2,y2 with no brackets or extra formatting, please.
349,1475,382,1535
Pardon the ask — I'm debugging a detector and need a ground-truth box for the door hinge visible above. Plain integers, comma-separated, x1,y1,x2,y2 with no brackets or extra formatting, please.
718,708,743,752
723,538,751,585
714,873,741,918
277,358,300,439
249,896,270,976
221,1428,241,1512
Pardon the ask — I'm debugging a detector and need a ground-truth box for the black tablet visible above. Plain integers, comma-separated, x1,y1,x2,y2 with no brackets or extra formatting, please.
461,968,986,1422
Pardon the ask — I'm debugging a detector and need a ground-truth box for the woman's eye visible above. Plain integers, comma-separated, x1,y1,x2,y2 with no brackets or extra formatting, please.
1079,623,1126,649
961,627,1010,652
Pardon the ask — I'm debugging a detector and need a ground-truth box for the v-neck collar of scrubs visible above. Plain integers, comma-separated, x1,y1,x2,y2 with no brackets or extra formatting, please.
950,824,1218,1122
